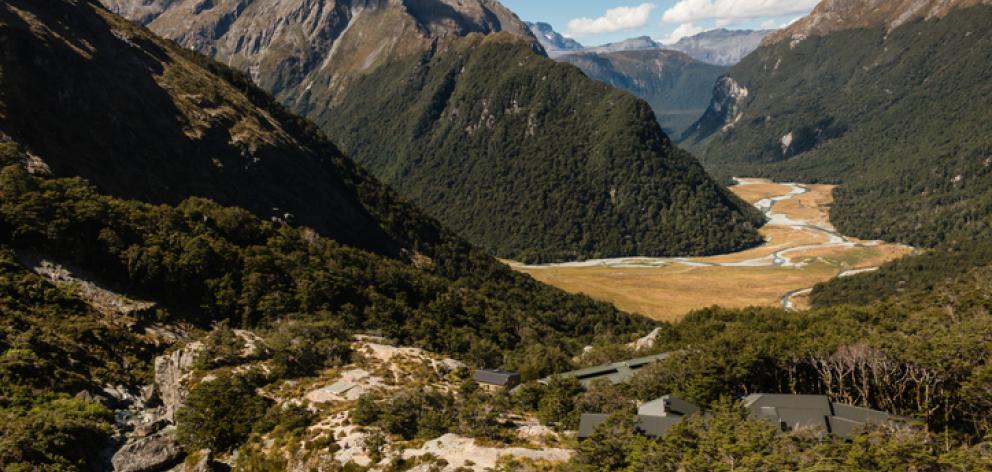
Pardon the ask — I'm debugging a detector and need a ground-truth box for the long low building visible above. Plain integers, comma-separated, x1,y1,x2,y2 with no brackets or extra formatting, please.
539,353,670,387
579,393,896,439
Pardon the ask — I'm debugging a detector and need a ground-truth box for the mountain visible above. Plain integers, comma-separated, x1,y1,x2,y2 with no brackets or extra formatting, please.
682,0,992,251
527,21,583,57
667,29,772,66
113,0,540,104
584,35,663,54
102,0,764,263
0,0,655,468
558,49,727,135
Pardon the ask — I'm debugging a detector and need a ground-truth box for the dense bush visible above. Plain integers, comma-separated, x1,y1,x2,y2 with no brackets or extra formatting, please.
175,373,273,452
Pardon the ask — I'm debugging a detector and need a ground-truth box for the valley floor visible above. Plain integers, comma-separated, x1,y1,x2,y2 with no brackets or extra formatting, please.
511,179,914,321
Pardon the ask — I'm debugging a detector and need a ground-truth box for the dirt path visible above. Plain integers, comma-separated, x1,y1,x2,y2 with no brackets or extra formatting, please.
511,179,914,320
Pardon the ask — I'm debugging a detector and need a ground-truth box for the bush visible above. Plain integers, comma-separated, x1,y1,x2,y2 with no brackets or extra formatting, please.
175,373,272,452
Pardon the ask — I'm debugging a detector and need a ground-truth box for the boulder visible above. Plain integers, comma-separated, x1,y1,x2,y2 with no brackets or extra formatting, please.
111,429,183,472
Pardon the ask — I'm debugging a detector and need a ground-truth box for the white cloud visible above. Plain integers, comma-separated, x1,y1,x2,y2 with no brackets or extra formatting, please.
662,0,818,23
566,3,657,36
661,22,704,44
759,19,778,29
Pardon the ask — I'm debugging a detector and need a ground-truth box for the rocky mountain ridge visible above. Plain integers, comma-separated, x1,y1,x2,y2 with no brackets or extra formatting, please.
526,21,582,57
101,0,539,104
764,0,992,45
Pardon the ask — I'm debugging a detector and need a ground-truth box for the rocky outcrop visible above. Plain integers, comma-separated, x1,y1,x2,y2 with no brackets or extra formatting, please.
154,341,204,423
111,429,184,472
764,0,992,45
682,76,749,140
526,21,582,57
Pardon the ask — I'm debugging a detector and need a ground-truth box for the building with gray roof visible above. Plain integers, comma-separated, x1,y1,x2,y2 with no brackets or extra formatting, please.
472,369,520,388
539,353,669,387
579,393,895,439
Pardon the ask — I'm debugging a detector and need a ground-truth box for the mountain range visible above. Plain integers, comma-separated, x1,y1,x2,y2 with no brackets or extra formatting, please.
558,49,727,135
669,28,773,66
524,24,770,134
100,0,764,263
526,23,772,66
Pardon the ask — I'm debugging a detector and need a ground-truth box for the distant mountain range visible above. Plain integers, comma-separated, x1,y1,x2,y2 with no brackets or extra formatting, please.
558,50,727,135
669,29,773,66
526,23,772,66
522,25,769,135
101,0,764,263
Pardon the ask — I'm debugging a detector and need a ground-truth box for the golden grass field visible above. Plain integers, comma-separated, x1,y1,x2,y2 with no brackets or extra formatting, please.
513,179,914,321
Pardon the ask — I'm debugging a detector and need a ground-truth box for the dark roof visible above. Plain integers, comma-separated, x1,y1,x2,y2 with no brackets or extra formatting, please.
743,394,894,438
539,353,669,387
577,413,688,438
579,393,896,440
472,369,520,387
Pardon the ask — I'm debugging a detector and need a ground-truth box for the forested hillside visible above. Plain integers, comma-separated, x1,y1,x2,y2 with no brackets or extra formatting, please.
317,34,763,262
559,49,727,135
0,2,659,468
683,5,992,251
102,0,765,263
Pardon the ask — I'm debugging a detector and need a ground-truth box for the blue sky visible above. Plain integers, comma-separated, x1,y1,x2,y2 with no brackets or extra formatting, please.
501,0,818,46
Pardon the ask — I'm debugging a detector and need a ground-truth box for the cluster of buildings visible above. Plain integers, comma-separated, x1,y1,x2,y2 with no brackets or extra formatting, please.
578,393,896,439
475,353,897,440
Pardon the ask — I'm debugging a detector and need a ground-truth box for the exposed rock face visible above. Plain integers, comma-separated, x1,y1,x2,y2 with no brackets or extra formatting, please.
526,21,582,57
111,429,184,472
764,0,992,45
101,0,538,101
668,29,772,66
154,341,204,423
682,76,749,139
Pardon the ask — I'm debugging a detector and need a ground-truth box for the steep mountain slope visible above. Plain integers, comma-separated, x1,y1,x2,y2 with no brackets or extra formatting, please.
103,0,764,263
682,1,992,249
559,49,727,135
108,0,540,108
2,0,454,260
527,21,583,57
318,34,764,262
668,28,772,66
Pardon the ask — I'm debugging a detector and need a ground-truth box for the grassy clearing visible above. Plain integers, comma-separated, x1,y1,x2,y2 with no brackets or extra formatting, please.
514,179,912,321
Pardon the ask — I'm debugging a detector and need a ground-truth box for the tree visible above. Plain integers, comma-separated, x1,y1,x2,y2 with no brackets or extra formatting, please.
175,373,272,451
